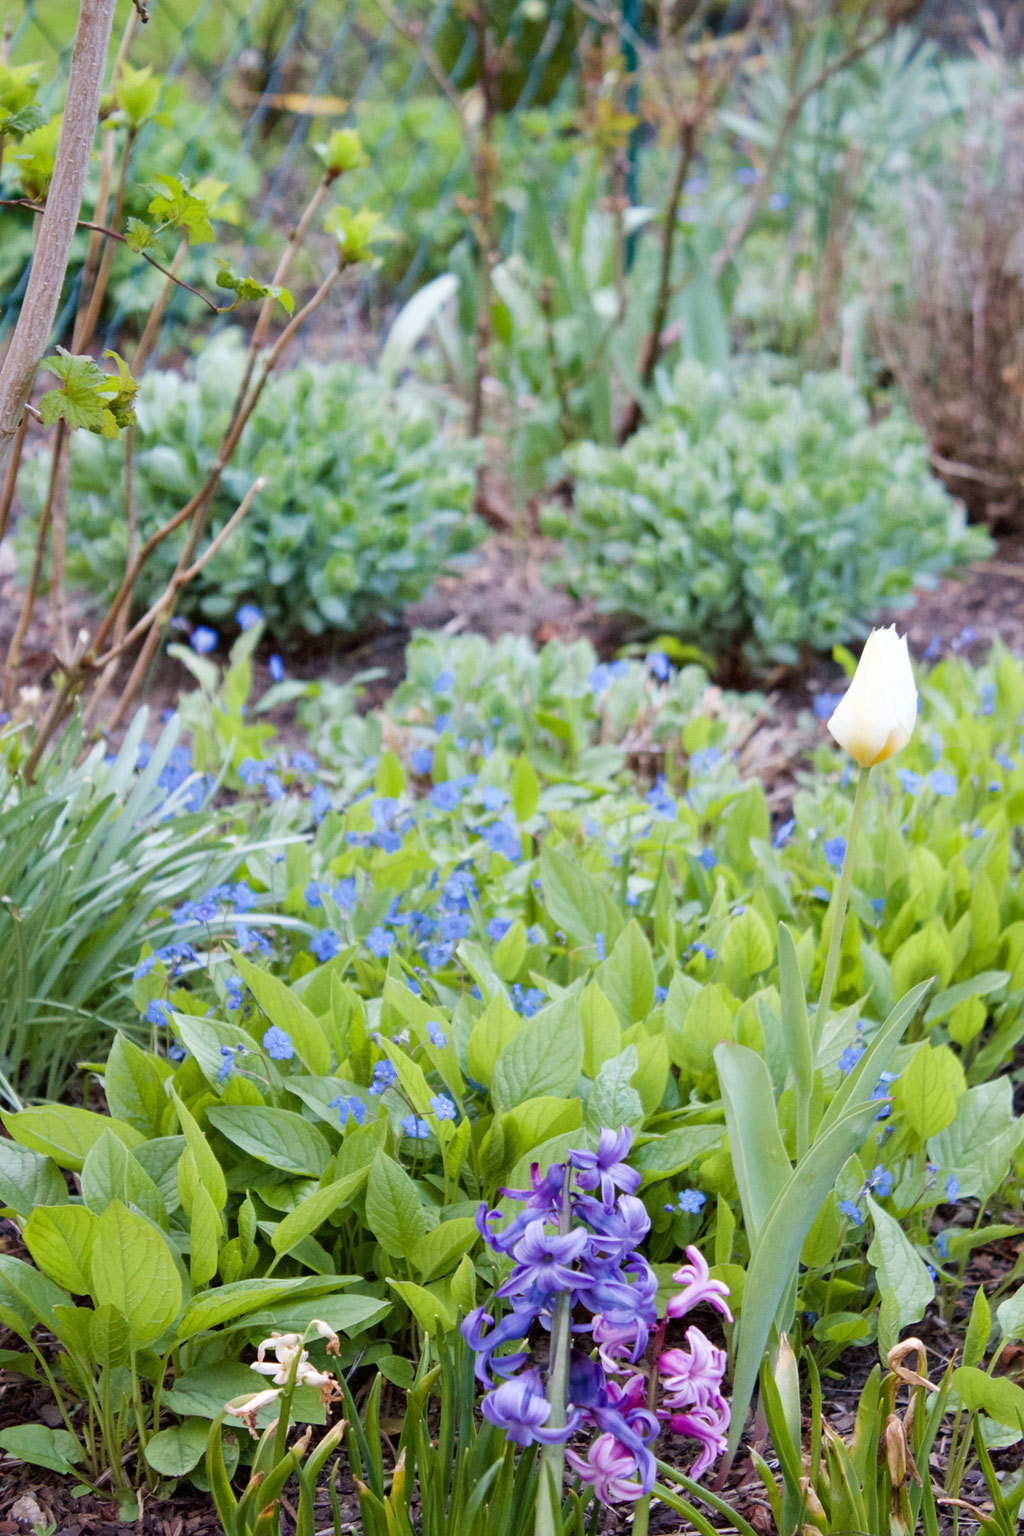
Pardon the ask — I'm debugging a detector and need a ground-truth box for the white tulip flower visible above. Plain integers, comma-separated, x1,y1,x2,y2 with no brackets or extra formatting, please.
826,626,917,768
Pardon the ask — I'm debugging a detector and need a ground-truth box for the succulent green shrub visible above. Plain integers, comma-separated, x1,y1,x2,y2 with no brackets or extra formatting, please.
544,363,992,669
28,334,482,642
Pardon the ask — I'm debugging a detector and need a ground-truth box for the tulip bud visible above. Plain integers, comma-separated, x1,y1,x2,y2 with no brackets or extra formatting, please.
827,627,917,768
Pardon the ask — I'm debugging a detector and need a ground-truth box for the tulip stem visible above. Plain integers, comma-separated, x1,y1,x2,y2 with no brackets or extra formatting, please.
813,764,872,1054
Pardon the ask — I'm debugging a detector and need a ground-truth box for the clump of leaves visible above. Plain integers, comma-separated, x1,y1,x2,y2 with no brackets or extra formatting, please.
20,335,483,641
544,363,991,670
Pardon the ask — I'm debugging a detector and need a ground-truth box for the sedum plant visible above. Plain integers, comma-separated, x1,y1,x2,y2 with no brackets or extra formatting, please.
22,335,482,642
544,363,991,670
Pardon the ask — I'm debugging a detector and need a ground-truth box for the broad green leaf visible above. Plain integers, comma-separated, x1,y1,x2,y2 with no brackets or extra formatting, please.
410,1218,478,1282
0,1424,83,1475
511,754,540,821
0,1253,67,1332
539,845,623,948
103,1033,171,1137
90,1201,182,1344
170,1090,227,1210
466,993,523,1087
81,1129,166,1228
189,1183,221,1290
206,1105,331,1177
631,1123,723,1179
997,1287,1024,1344
491,998,583,1110
580,981,622,1078
163,1362,326,1424
271,1169,368,1254
586,1045,644,1133
492,921,527,983
236,1291,390,1338
235,955,331,1073
365,1151,428,1257
964,1288,991,1368
387,1278,453,1337
866,1195,934,1334
670,985,734,1080
0,1137,67,1216
952,1367,1024,1431
894,1043,964,1141
143,1418,209,1477
177,1276,354,1339
23,1206,97,1295
502,1096,582,1167
597,921,656,1025
1,1104,144,1171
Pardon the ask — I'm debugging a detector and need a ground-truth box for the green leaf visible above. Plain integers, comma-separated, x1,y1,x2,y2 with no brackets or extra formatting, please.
539,845,624,949
80,1129,166,1228
511,754,540,821
714,1042,791,1239
189,1183,221,1290
491,997,583,1110
596,921,655,1024
148,173,216,242
237,1291,390,1339
952,1367,1024,1432
176,1276,353,1339
410,1218,478,1282
492,921,527,983
866,1195,934,1334
38,348,119,435
0,1137,67,1216
102,1033,171,1137
89,1200,182,1345
271,1169,368,1255
143,1418,209,1477
1,1103,144,1170
206,1105,331,1177
725,1100,882,1458
386,1278,453,1337
235,955,331,1073
170,1090,227,1210
631,1124,723,1179
502,1096,582,1167
215,261,294,314
580,981,622,1078
365,1151,428,1258
997,1287,1024,1345
895,1043,965,1141
467,993,523,1087
964,1288,991,1367
586,1045,644,1133
777,923,811,1098
0,1424,83,1475
23,1206,97,1295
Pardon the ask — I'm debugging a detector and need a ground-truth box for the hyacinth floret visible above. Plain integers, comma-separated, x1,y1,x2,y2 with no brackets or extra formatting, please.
461,1126,730,1505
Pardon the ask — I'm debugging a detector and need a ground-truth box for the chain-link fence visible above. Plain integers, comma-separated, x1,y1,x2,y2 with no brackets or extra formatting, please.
2,0,649,359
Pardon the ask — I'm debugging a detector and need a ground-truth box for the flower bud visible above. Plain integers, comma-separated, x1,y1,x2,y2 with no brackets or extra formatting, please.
827,626,917,768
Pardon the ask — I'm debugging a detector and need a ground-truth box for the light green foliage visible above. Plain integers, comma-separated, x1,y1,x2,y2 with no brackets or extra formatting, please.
27,336,482,641
545,363,990,667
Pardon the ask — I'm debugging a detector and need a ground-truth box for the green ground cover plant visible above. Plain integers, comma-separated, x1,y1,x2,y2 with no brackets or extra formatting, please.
545,363,991,669
19,337,483,641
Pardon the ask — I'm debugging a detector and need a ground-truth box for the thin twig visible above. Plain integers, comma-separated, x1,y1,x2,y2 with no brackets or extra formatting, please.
0,200,221,311
0,409,28,546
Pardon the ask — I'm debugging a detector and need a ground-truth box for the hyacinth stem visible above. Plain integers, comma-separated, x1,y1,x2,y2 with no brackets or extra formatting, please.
536,1165,573,1536
813,764,872,1054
